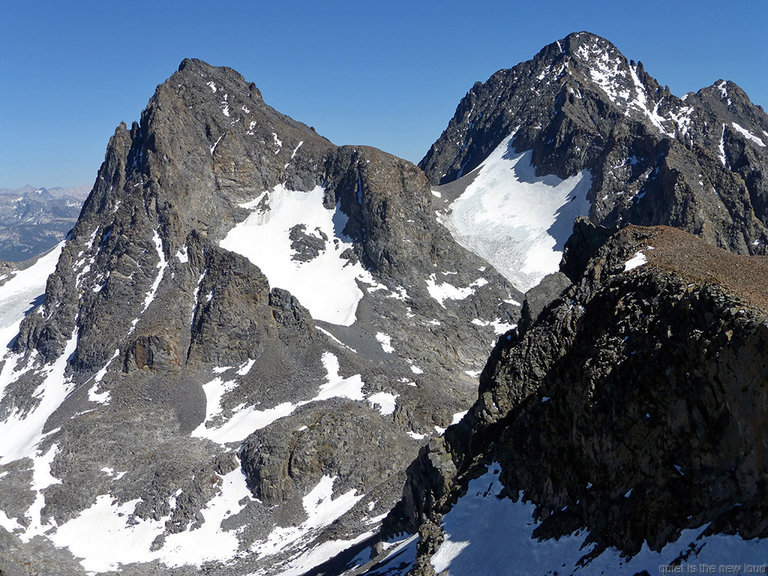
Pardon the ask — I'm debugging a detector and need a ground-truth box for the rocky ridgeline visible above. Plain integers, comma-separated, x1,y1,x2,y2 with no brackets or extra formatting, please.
382,222,768,574
421,32,768,256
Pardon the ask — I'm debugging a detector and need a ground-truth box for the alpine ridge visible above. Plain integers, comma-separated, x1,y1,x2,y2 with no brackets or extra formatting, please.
1,32,767,576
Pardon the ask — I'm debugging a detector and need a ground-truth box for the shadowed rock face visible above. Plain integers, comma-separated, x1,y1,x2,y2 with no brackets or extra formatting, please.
420,32,768,257
390,224,768,572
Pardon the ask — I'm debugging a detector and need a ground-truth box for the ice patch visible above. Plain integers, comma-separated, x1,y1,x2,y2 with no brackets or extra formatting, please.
88,349,119,404
471,318,517,335
274,531,375,576
438,134,591,292
220,185,376,325
316,352,365,402
210,134,224,155
250,475,364,560
193,351,364,444
577,45,631,104
0,509,21,532
49,463,253,571
628,64,674,136
375,332,394,354
0,329,78,463
719,124,728,166
426,275,488,308
0,242,63,352
272,132,283,152
451,411,468,425
140,230,167,313
175,247,189,264
316,327,358,353
732,122,766,147
717,80,732,105
19,443,61,541
193,377,237,428
237,358,256,376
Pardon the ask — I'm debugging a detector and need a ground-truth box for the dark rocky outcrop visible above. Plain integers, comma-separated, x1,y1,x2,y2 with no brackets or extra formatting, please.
388,225,768,572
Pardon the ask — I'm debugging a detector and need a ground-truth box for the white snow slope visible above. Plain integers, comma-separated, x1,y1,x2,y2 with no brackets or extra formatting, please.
0,243,63,351
0,243,67,463
431,463,768,576
438,134,592,292
220,184,376,326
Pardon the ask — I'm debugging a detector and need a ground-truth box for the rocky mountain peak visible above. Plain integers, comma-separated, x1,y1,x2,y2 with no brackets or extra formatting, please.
421,32,768,267
0,54,524,575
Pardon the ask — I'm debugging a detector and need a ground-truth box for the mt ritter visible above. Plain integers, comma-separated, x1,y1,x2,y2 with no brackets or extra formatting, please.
1,32,767,576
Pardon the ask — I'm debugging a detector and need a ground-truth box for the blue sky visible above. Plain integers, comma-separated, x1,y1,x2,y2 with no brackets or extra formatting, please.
1,0,766,188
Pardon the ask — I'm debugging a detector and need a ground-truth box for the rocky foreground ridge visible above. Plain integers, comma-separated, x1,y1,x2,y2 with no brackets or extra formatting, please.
1,32,768,576
373,222,768,575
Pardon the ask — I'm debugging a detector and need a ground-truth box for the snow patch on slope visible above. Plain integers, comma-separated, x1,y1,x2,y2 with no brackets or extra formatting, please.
250,475,364,560
432,463,768,575
624,251,647,271
438,135,591,292
0,242,63,351
220,185,374,326
732,122,766,147
50,462,253,572
192,351,365,444
0,329,78,463
141,230,168,313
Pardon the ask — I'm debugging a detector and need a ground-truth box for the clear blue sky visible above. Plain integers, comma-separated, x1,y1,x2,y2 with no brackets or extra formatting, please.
1,0,766,189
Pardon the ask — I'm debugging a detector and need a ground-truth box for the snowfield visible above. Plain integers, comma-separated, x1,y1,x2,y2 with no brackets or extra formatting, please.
220,184,376,326
438,134,592,292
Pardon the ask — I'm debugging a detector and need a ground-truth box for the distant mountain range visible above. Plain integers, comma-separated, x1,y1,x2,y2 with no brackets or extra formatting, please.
1,32,767,576
0,186,90,262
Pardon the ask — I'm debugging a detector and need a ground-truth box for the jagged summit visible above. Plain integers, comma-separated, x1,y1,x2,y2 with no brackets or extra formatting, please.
422,31,767,185
421,31,768,268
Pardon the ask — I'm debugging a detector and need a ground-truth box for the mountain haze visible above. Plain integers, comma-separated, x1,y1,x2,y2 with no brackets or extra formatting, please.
0,186,89,262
